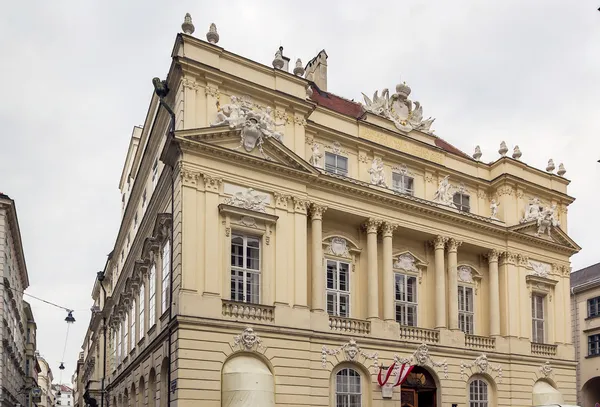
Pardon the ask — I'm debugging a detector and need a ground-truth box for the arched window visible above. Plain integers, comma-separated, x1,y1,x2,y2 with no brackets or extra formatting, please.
335,368,361,407
222,355,274,407
138,377,146,407
469,379,488,407
148,369,156,407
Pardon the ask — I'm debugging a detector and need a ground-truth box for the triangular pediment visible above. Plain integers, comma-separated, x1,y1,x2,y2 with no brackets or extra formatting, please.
175,126,320,176
509,221,581,252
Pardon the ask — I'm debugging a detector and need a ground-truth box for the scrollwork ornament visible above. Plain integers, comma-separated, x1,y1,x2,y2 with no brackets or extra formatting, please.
460,354,503,383
321,339,379,373
539,361,553,377
396,343,448,379
233,327,264,351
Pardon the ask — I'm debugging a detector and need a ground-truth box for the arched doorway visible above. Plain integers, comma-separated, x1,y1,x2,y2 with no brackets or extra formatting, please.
582,377,600,407
401,366,438,407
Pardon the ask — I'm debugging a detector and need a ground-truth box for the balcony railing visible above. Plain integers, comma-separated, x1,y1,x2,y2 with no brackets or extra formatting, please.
465,334,496,350
329,316,371,334
221,300,275,322
398,325,440,343
531,342,557,357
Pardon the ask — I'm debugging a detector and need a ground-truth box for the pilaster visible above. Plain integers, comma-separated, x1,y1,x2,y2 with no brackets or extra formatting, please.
274,193,291,306
310,203,327,312
292,196,308,308
364,218,382,320
203,174,223,297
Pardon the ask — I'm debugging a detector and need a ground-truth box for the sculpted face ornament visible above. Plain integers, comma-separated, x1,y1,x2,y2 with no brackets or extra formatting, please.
362,81,435,133
233,327,263,351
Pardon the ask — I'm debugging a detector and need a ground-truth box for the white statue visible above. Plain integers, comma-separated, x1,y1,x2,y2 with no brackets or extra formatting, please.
490,199,500,220
259,107,283,142
309,143,323,168
536,204,560,237
362,81,435,133
473,145,482,161
368,158,387,187
211,96,244,128
521,197,542,223
433,176,454,206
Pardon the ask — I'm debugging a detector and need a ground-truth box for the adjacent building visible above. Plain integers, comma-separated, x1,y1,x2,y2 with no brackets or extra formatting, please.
571,262,600,407
52,385,72,407
0,193,37,407
78,15,581,407
36,355,54,407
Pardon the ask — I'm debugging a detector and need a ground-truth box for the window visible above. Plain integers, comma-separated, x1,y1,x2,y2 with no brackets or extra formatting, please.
120,250,124,265
142,188,147,211
392,173,414,195
134,211,138,230
325,152,348,176
149,264,156,327
588,296,600,318
589,334,600,356
395,274,417,326
117,324,122,363
453,193,470,212
126,233,130,250
123,313,129,354
139,284,145,339
121,194,126,211
130,300,135,351
161,240,171,314
469,379,488,407
335,368,361,407
327,260,350,317
458,286,474,334
230,235,261,304
152,158,159,189
532,294,545,343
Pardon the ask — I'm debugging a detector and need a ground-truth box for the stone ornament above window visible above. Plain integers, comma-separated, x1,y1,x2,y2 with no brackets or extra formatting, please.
539,361,553,377
368,158,387,187
393,253,418,273
327,237,350,258
210,95,284,158
232,327,264,352
321,339,379,373
362,83,435,133
457,265,474,283
528,260,551,278
391,163,412,176
460,353,503,383
224,188,269,213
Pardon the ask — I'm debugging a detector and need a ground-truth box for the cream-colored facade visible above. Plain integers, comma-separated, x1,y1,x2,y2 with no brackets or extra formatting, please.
571,263,600,407
37,356,55,407
78,16,581,407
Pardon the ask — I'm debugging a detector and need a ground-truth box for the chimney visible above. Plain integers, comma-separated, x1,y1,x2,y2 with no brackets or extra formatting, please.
304,50,328,91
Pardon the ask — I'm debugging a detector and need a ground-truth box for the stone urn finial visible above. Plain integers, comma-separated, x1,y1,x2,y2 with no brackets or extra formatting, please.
181,13,195,35
206,23,219,44
473,145,482,161
512,145,522,160
546,159,555,173
557,163,566,177
293,58,305,76
272,46,285,70
498,141,508,157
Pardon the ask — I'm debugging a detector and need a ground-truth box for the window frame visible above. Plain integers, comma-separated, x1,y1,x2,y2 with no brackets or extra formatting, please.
230,234,261,304
161,240,171,314
588,296,600,318
468,379,489,407
392,172,415,196
130,300,135,351
588,334,600,356
335,368,362,407
138,283,145,340
324,152,349,176
152,158,159,189
453,192,471,212
394,272,418,326
326,259,351,317
458,285,475,335
148,263,156,328
532,294,546,343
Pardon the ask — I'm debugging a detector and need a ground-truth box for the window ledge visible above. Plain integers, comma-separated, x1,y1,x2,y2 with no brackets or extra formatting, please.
160,310,169,323
585,314,600,321
585,353,600,359
148,324,157,335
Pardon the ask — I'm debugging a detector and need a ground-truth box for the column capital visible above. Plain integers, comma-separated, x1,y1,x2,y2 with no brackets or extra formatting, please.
446,238,462,252
292,196,309,214
499,251,517,265
381,222,397,237
363,218,382,234
486,249,500,263
309,203,328,220
431,235,448,250
202,174,223,193
273,192,291,209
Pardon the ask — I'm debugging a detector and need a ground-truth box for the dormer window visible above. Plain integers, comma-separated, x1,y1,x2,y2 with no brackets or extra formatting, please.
325,152,348,176
392,172,414,195
453,192,470,212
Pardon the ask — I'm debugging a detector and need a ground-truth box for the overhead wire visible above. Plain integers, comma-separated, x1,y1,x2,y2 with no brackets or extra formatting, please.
0,281,73,312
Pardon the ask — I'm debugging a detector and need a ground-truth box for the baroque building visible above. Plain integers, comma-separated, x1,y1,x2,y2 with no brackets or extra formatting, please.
571,263,600,407
79,15,580,407
36,355,55,407
0,193,40,407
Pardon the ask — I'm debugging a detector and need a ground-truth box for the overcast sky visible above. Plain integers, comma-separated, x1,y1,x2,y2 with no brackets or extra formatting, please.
1,1,599,385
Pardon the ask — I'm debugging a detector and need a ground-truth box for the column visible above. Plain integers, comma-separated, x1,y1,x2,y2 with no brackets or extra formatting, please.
293,197,309,308
447,238,461,330
274,193,290,305
310,203,327,312
365,218,382,320
433,236,448,328
488,250,500,336
382,222,397,321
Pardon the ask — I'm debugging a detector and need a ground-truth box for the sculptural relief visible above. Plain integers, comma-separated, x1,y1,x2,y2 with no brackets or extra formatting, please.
309,143,323,168
520,198,560,237
211,96,284,158
433,176,454,206
362,82,435,133
490,199,500,220
224,188,268,213
368,158,387,187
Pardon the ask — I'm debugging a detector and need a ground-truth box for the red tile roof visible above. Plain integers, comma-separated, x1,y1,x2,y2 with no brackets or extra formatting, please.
308,84,472,160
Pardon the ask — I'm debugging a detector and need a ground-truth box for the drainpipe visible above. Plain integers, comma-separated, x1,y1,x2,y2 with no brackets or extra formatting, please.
96,272,107,407
152,77,175,407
